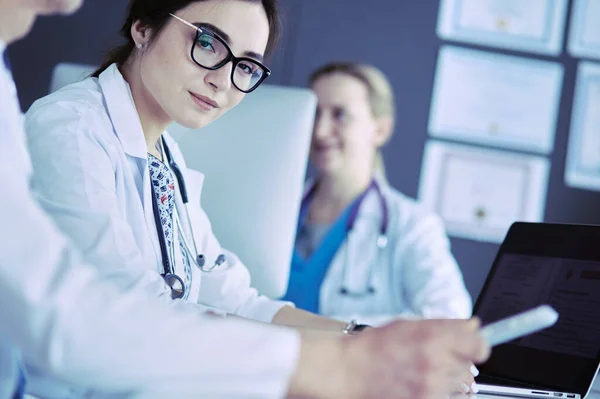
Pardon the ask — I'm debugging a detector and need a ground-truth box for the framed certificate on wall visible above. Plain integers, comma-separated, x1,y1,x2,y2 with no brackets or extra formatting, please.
428,46,564,154
568,0,600,60
418,141,550,243
437,0,568,55
565,62,600,191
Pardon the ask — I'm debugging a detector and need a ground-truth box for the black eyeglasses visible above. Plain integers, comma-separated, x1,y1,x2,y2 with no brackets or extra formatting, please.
170,13,270,93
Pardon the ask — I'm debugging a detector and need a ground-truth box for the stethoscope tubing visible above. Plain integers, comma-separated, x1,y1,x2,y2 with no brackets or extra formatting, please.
299,179,390,297
150,137,226,299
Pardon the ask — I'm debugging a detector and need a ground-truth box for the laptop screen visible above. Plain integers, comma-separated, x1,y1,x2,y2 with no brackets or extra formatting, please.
475,251,600,394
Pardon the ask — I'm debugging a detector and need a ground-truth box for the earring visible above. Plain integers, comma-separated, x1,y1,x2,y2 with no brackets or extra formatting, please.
137,43,143,49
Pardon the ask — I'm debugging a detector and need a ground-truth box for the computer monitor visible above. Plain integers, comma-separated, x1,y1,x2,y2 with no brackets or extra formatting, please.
169,85,316,298
49,62,95,93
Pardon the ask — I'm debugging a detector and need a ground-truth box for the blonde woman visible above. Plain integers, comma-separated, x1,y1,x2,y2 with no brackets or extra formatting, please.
283,62,472,326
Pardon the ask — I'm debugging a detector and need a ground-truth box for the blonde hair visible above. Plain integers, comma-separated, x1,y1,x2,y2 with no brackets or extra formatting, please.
309,62,396,180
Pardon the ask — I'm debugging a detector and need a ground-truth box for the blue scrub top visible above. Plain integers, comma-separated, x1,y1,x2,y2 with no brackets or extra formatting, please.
282,199,354,313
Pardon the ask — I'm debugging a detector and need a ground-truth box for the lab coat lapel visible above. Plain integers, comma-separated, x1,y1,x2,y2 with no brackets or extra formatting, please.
98,63,162,265
98,64,148,159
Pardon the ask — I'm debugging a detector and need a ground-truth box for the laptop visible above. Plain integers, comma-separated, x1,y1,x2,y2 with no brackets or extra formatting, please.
168,84,316,299
473,222,600,399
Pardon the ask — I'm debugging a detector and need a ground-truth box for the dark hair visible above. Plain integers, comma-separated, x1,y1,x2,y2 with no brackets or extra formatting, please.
92,0,281,77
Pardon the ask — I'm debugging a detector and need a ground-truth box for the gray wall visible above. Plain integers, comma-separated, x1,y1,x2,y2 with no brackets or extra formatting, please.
8,0,599,302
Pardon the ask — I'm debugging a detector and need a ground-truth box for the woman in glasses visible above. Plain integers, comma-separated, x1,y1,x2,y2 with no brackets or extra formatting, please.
25,0,348,347
282,62,472,326
24,1,362,396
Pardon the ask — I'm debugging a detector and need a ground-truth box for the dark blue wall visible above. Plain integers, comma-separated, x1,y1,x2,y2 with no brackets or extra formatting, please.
8,0,599,302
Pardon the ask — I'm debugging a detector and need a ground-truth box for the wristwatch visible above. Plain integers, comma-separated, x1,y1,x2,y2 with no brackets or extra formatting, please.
342,319,371,335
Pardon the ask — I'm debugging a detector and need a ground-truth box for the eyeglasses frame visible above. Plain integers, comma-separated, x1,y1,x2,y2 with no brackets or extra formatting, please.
169,13,271,93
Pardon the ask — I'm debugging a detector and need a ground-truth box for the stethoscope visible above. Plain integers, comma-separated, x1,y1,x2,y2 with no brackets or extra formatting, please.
150,136,227,299
301,179,389,298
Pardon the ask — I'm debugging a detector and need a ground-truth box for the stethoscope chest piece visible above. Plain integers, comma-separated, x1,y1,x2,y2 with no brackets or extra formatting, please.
339,285,376,296
164,273,185,299
338,224,387,298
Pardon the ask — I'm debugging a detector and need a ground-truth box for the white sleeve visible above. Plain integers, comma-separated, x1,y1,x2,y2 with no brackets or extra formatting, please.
0,62,299,398
397,210,473,319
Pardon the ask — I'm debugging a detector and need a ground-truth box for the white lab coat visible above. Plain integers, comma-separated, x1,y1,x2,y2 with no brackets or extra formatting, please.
0,44,299,398
25,63,288,322
307,179,472,326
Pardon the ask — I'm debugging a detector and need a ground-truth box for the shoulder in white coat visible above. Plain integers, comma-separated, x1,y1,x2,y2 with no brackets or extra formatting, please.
25,73,170,299
382,182,473,320
317,178,472,326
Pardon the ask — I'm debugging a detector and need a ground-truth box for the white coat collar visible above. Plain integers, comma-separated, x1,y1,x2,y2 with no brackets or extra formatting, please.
303,176,389,205
98,64,148,159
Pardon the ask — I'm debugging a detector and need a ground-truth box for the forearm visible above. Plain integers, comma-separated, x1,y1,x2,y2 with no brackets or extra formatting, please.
286,334,349,399
272,306,347,332
1,168,299,396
